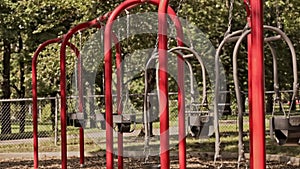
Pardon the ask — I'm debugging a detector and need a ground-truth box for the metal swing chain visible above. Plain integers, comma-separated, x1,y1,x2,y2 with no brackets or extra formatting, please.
152,35,159,55
125,9,130,41
144,1,187,163
224,0,235,37
144,10,159,161
272,91,287,117
175,0,198,49
167,19,174,50
73,31,82,101
165,0,185,50
176,0,184,15
143,104,152,163
143,136,151,163
152,0,185,53
143,6,155,157
171,0,185,47
275,1,282,29
78,31,82,50
78,31,83,94
288,95,296,118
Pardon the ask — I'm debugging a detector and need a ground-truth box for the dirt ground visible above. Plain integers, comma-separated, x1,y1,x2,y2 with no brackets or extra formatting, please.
0,153,299,169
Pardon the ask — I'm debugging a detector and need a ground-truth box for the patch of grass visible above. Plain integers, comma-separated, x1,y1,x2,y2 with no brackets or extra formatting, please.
0,143,34,153
0,137,100,153
0,131,51,140
1,123,53,134
185,132,300,158
2,114,300,158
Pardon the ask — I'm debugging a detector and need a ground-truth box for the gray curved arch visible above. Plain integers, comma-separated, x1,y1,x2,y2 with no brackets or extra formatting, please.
168,46,207,104
266,43,289,116
145,47,207,104
143,46,209,138
232,25,298,164
233,26,298,120
266,43,280,101
213,29,245,162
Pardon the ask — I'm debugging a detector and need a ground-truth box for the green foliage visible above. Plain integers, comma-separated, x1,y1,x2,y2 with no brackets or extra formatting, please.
0,0,299,106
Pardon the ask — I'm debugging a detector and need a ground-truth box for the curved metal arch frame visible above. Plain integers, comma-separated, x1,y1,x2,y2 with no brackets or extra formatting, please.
266,43,279,100
59,18,105,169
167,49,213,138
214,29,245,164
145,46,207,105
143,46,209,140
183,60,197,106
168,46,207,104
103,1,185,168
213,25,297,166
232,25,298,163
59,18,122,168
32,37,80,169
265,42,289,116
233,26,298,120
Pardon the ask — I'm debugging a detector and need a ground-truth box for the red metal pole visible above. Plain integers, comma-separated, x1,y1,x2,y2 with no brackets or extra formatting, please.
158,0,170,168
74,42,85,166
176,42,186,169
60,16,111,168
60,19,102,169
104,27,114,169
169,13,186,169
59,35,68,169
61,15,124,169
113,35,123,169
248,25,254,169
244,0,254,166
104,1,184,168
32,38,61,169
62,42,84,166
32,38,80,169
248,0,266,168
32,53,39,169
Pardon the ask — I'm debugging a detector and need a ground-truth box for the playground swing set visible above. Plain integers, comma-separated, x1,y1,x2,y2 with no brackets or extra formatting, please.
214,0,300,168
31,0,299,169
144,46,213,138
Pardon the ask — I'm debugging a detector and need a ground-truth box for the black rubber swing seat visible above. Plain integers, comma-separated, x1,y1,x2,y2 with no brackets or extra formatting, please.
270,116,300,146
187,111,214,138
142,164,160,169
95,113,136,133
67,113,85,127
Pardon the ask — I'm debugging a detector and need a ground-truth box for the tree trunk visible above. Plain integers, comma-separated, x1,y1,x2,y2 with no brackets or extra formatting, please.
18,35,26,133
241,92,246,114
88,83,96,128
266,93,273,114
50,92,57,131
290,93,296,111
1,39,12,134
18,101,26,133
223,84,232,116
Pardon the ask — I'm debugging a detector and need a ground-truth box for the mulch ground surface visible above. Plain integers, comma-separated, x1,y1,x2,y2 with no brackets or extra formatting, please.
0,154,298,169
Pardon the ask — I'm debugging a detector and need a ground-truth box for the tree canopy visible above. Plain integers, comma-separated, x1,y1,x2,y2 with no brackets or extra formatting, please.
0,0,299,100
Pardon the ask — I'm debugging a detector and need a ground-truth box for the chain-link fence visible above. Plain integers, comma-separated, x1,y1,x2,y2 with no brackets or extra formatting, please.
0,96,102,155
0,94,212,155
0,98,54,140
0,98,59,153
0,94,256,152
1,92,299,162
